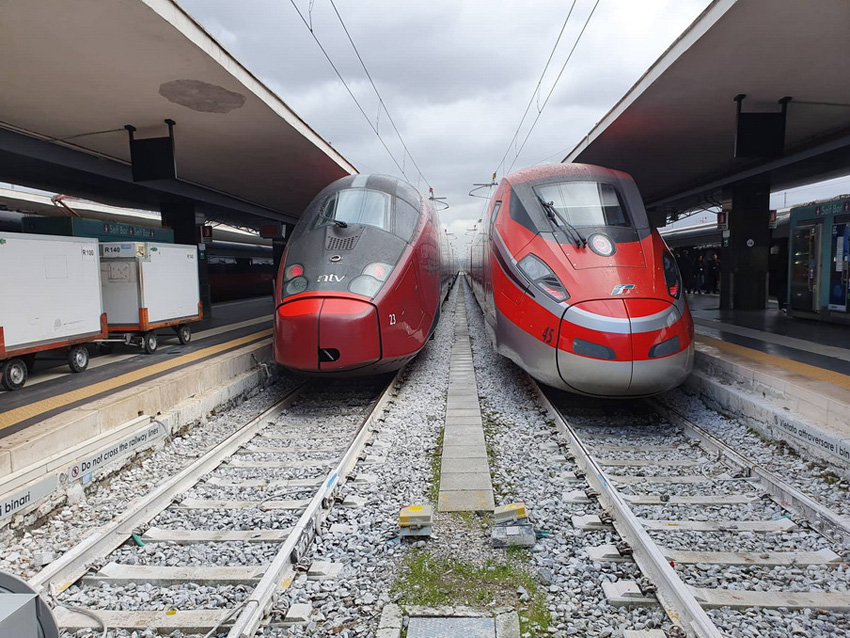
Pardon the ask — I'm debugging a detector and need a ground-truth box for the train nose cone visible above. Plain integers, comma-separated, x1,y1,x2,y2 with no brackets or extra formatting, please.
558,299,633,395
557,298,693,396
275,297,381,372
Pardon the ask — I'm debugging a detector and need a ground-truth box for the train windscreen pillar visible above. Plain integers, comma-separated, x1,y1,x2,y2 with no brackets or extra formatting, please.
721,180,772,310
161,200,211,319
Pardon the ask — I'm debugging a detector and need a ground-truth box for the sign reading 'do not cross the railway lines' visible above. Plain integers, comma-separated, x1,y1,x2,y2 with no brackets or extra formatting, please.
1,421,168,522
63,422,167,484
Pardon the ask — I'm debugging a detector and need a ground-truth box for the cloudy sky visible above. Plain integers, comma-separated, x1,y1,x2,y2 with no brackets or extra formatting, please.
178,0,850,250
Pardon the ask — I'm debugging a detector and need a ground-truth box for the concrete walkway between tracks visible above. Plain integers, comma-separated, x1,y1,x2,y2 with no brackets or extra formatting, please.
437,285,494,513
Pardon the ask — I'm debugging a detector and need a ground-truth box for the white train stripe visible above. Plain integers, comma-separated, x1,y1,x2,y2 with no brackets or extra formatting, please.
566,305,679,335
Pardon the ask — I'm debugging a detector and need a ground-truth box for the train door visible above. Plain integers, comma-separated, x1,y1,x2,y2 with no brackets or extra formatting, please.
790,224,821,312
827,221,850,312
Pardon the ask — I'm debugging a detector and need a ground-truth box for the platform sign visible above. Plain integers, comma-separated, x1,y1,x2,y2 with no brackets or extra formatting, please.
201,225,213,244
260,223,285,239
23,216,174,243
0,475,57,521
717,210,729,231
768,209,778,229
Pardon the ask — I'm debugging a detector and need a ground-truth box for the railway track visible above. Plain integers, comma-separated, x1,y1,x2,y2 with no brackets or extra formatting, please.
29,374,399,637
534,383,850,638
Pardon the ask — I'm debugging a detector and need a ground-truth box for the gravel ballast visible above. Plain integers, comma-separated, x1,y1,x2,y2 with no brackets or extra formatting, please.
0,375,300,582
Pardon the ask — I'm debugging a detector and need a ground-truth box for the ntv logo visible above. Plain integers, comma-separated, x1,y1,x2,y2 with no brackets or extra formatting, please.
317,274,345,283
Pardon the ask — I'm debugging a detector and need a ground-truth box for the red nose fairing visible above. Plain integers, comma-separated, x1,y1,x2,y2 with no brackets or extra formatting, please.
555,297,694,396
488,230,695,397
274,293,381,374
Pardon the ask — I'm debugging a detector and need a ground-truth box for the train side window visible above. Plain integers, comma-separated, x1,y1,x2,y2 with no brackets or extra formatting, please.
489,201,502,236
394,198,421,242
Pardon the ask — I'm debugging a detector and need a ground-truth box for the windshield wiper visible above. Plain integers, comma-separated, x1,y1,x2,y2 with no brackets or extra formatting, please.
319,201,348,228
537,196,586,248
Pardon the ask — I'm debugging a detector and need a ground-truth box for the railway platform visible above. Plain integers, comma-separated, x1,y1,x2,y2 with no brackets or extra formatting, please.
0,296,273,437
682,293,850,474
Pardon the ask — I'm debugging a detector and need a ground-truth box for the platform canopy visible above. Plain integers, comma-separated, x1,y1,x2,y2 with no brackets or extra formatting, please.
0,0,356,228
565,0,850,216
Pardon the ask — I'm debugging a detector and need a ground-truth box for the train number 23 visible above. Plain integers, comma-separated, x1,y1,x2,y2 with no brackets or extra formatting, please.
541,326,555,344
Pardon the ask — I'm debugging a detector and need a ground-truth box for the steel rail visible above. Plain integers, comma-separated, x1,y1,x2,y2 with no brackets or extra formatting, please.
227,369,403,638
533,381,724,638
28,383,308,595
650,398,850,551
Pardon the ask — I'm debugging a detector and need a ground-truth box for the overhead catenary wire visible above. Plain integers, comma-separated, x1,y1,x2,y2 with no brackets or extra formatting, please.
505,0,601,175
493,1,578,180
327,0,431,191
288,0,416,186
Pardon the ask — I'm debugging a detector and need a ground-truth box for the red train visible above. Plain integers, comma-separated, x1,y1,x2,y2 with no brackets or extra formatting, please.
207,241,275,302
467,163,694,397
274,174,455,375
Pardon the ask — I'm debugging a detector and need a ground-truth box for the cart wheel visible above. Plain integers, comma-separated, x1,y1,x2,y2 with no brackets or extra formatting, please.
1,358,28,391
176,324,192,345
142,331,158,354
68,344,90,373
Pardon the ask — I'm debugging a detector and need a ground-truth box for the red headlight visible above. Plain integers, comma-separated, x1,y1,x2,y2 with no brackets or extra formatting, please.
285,264,304,280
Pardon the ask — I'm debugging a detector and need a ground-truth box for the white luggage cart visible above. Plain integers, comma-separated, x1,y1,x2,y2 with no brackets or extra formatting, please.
99,241,202,354
0,232,107,390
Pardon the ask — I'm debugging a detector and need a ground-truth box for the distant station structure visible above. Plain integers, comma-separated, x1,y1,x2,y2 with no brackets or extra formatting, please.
0,0,356,314
565,0,850,311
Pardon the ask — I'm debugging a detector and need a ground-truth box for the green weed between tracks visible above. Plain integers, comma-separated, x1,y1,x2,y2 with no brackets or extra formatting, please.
393,550,551,636
428,427,444,504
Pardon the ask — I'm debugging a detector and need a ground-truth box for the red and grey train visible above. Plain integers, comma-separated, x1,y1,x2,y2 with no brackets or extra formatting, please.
274,174,456,376
467,163,694,397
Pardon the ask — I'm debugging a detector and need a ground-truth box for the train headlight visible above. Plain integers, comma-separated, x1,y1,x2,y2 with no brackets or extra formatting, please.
284,264,304,280
285,276,308,296
348,262,393,298
349,276,381,297
518,254,570,302
362,262,393,281
662,252,681,299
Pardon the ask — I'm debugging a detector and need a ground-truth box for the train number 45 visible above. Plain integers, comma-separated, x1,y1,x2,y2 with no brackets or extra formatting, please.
541,326,555,344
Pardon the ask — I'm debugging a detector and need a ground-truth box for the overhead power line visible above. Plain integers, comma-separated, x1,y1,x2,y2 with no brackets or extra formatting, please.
288,0,430,190
494,1,577,180
328,0,431,190
501,0,601,176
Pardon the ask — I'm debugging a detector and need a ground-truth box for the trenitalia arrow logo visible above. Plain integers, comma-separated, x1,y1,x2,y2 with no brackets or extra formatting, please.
611,284,635,295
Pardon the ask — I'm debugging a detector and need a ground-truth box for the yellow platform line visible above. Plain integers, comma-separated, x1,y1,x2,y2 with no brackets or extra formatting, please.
696,334,850,391
0,329,273,432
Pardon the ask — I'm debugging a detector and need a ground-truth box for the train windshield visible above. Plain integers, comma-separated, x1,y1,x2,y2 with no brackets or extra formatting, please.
315,188,391,231
534,182,630,227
